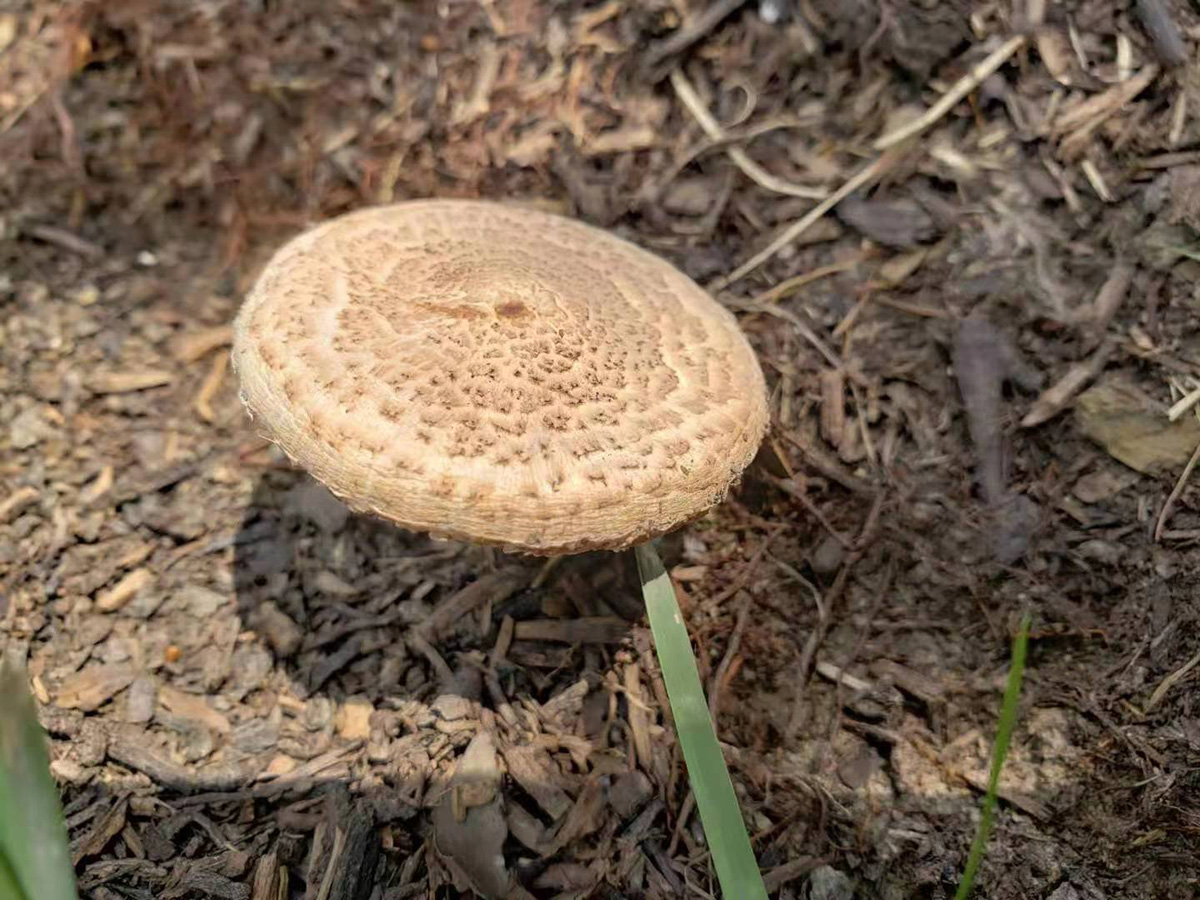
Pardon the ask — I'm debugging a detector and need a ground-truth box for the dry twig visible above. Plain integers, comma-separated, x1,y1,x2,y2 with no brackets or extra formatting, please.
1153,437,1200,542
873,36,1027,151
711,150,900,289
670,68,826,200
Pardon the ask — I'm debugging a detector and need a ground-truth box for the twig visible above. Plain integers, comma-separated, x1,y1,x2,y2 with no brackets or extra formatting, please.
724,297,865,385
749,256,866,304
1144,647,1200,712
1167,385,1200,422
767,474,852,547
708,524,786,606
708,594,752,718
193,351,229,423
1084,262,1134,351
1021,341,1113,428
711,150,900,290
644,0,749,73
786,491,886,739
670,68,826,200
873,35,1027,151
1153,436,1200,542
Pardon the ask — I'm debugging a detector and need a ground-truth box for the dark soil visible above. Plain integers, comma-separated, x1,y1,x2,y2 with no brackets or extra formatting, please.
3,1,1200,898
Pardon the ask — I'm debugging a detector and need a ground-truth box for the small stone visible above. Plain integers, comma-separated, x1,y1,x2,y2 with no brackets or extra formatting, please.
336,697,375,741
808,865,855,900
180,584,226,618
661,178,713,217
810,534,845,576
1047,885,1081,900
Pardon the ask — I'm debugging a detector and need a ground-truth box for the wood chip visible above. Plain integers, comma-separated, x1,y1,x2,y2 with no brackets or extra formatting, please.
171,324,234,363
420,568,527,641
622,664,653,773
819,368,846,450
158,684,232,734
336,697,374,741
56,664,137,712
0,485,39,523
88,370,175,394
95,567,154,612
499,744,572,820
512,617,629,644
1021,342,1113,428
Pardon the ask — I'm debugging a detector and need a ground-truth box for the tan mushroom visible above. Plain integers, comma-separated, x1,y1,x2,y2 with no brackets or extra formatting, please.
231,199,768,555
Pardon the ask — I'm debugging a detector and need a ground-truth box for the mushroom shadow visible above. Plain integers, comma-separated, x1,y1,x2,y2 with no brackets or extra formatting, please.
207,466,702,897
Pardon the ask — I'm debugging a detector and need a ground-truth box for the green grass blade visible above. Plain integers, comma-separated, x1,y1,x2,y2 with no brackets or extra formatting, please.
0,851,31,900
954,612,1032,900
0,661,78,900
635,543,767,900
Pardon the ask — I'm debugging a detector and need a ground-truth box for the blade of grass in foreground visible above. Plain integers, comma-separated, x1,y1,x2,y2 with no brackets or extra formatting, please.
954,612,1031,900
0,660,78,900
636,543,767,900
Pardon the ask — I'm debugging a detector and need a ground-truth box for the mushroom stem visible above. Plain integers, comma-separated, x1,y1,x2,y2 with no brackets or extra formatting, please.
634,542,767,899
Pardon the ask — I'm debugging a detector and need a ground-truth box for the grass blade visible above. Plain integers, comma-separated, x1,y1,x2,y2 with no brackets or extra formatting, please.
0,660,78,900
635,543,767,900
954,612,1032,900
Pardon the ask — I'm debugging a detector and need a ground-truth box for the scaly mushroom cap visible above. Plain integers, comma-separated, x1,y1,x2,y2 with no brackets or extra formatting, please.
232,200,769,555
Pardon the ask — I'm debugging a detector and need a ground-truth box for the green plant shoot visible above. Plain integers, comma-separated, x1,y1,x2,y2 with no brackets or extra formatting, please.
954,612,1032,900
0,660,78,900
636,543,767,900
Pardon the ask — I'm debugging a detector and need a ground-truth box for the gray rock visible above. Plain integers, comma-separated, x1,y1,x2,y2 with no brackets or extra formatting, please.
809,865,854,900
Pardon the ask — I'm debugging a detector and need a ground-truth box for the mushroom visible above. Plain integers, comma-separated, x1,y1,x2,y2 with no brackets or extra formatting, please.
231,198,772,898
231,199,769,555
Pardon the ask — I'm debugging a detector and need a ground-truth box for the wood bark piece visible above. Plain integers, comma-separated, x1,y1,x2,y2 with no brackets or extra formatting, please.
512,617,629,644
419,568,527,640
499,743,572,820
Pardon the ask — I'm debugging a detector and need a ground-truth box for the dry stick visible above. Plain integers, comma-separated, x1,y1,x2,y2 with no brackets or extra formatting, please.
786,491,886,740
714,37,1027,290
711,151,900,290
1153,436,1200,542
726,299,866,387
670,68,827,200
1144,647,1200,712
708,524,786,606
873,35,1028,151
750,256,866,305
708,594,753,719
644,0,749,72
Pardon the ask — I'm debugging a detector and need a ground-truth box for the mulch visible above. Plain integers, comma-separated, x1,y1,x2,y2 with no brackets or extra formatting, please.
3,0,1200,897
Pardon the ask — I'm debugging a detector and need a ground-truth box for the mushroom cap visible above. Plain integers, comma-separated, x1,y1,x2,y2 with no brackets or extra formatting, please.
231,200,769,555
